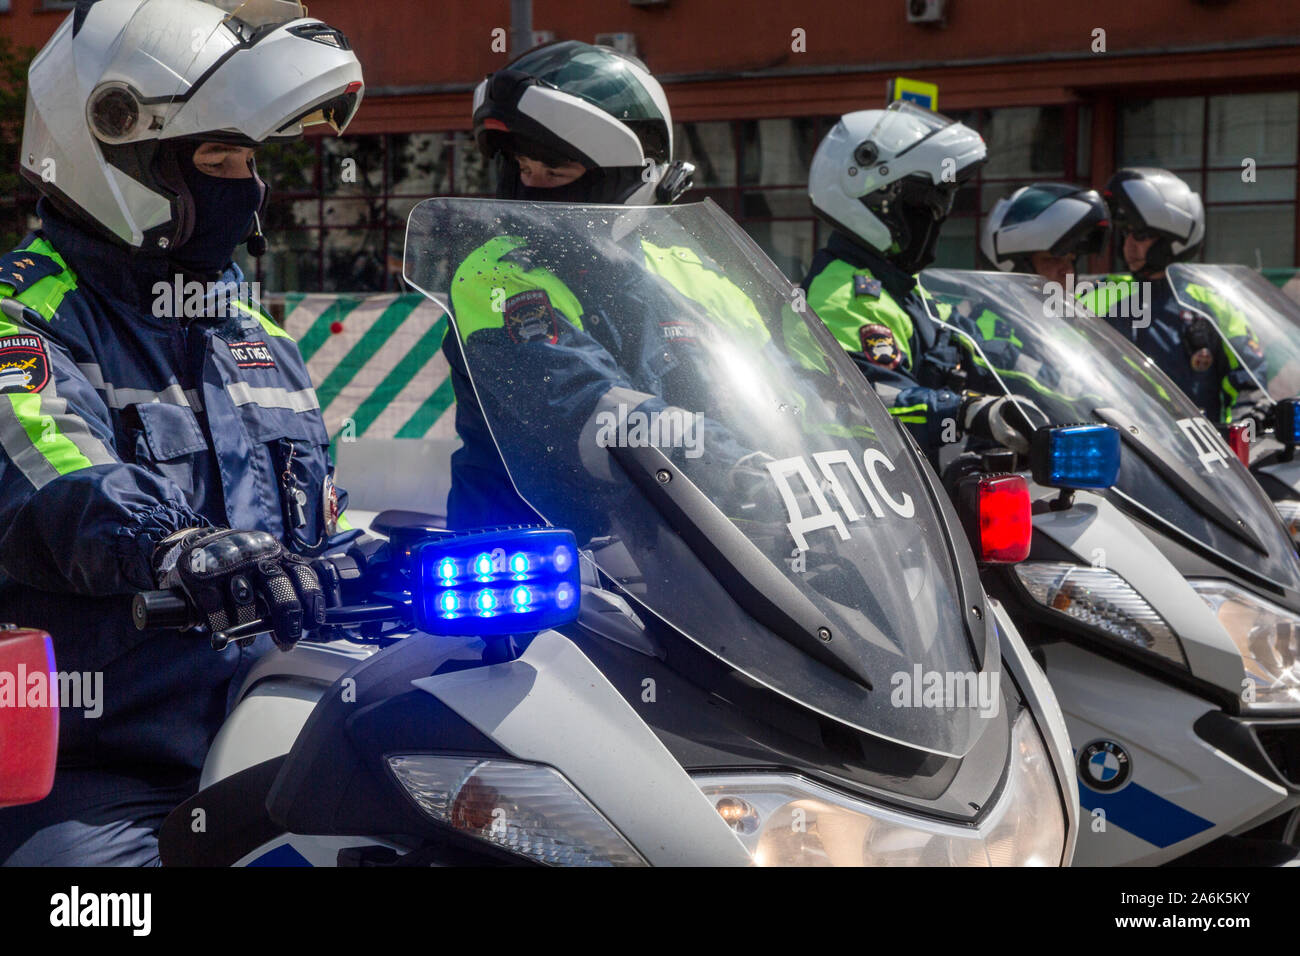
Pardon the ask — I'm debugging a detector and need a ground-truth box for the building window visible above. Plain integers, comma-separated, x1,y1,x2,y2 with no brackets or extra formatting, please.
674,116,835,283
672,107,1089,282
237,131,492,293
1118,91,1298,268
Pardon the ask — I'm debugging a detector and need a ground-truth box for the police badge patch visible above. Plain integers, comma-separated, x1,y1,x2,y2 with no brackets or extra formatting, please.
502,290,559,344
858,323,902,370
0,334,50,394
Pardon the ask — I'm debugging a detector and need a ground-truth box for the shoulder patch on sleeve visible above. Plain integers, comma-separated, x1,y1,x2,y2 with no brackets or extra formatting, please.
502,289,559,344
0,250,61,295
858,323,902,369
0,333,51,394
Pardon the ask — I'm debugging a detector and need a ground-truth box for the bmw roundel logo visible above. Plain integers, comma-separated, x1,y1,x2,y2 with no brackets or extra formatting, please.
1078,740,1132,792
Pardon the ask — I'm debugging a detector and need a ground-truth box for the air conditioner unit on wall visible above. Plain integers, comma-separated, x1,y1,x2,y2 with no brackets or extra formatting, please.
906,0,948,26
595,32,639,57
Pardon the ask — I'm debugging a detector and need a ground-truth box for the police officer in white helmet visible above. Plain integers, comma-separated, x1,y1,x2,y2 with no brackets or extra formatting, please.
0,0,363,866
981,183,1111,287
802,102,1035,466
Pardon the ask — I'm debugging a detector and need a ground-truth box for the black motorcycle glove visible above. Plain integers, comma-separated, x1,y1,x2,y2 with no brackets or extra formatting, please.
1182,314,1218,373
152,528,325,650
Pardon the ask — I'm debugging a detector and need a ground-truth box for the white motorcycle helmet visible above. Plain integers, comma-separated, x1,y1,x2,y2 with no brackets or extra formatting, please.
808,102,986,273
472,40,693,206
981,183,1111,273
20,0,364,253
1104,167,1205,277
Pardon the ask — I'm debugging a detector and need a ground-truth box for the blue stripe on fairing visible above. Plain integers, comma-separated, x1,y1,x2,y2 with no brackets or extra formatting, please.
246,842,314,867
1077,780,1214,849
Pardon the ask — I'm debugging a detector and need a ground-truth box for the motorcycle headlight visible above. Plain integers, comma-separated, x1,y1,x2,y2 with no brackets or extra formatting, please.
1014,562,1187,667
387,755,647,865
1273,500,1300,546
1187,579,1300,712
694,709,1066,866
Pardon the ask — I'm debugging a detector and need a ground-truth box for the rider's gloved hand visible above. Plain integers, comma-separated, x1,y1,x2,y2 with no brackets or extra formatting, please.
1182,313,1218,372
152,528,325,650
960,393,1042,456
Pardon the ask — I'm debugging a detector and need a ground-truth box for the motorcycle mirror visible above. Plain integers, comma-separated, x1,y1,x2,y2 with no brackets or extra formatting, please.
956,473,1033,564
0,628,58,808
1030,423,1121,491
409,527,581,636
1273,398,1300,450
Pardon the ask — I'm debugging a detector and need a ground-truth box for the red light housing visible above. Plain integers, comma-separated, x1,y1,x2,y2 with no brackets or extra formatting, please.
0,628,58,808
958,474,1033,564
1225,421,1251,467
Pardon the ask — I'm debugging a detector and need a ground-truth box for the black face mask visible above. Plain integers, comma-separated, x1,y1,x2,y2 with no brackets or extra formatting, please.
517,169,605,203
171,147,264,275
889,201,944,275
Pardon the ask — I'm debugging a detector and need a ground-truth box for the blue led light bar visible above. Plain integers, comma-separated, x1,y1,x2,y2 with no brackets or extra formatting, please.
1030,424,1121,490
411,527,581,636
1275,398,1300,447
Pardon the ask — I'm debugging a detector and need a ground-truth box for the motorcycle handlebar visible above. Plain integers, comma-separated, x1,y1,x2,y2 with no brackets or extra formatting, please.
132,589,194,630
131,589,270,649
132,586,410,650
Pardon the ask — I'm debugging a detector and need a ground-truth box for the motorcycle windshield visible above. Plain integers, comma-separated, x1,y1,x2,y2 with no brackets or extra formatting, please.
1168,264,1300,403
404,198,991,758
917,269,1300,592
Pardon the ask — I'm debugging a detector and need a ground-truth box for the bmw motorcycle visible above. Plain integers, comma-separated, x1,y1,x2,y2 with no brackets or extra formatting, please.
135,198,1076,867
917,269,1300,866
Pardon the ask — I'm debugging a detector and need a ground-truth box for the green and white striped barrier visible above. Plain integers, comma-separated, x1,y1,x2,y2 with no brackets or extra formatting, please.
279,293,458,446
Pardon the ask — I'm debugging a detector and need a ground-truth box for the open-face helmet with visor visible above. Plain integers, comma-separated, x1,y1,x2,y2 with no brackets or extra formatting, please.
20,0,364,255
808,102,987,274
981,183,1111,273
472,40,693,206
1104,167,1205,278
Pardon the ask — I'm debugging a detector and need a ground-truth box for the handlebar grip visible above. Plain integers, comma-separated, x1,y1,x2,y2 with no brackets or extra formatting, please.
132,590,196,631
